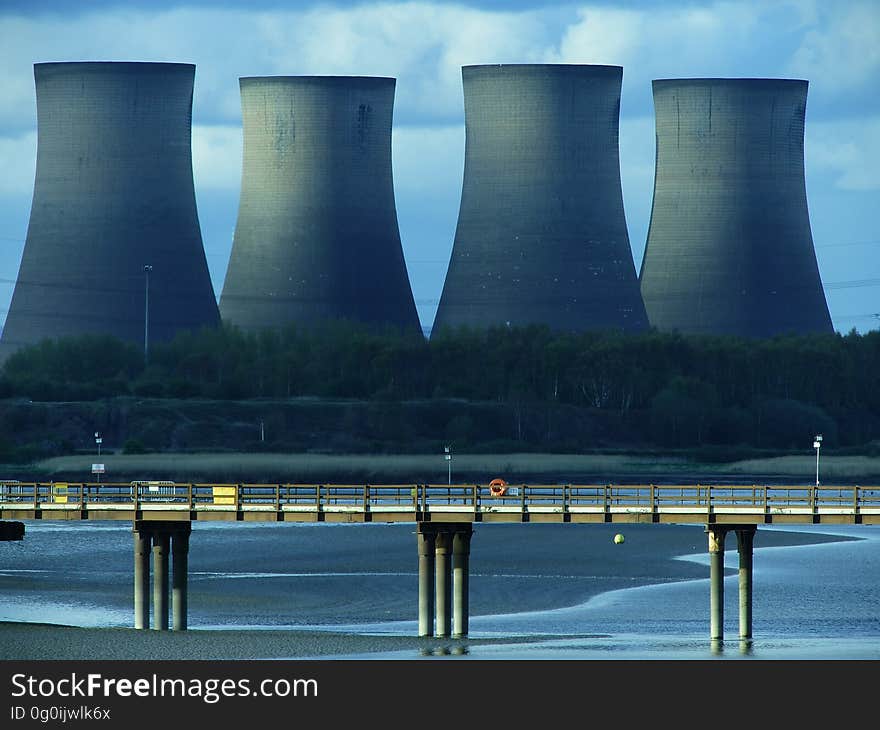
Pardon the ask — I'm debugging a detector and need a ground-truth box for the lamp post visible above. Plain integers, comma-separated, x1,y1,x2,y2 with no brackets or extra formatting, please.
444,445,452,486
143,265,153,365
94,431,102,483
813,434,823,493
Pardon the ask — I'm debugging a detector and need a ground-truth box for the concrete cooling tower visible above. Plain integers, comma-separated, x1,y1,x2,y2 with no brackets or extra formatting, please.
431,64,649,335
638,78,833,337
218,76,421,336
0,61,220,363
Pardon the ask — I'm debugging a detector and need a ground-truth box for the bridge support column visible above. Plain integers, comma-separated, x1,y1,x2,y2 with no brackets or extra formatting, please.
434,530,452,638
736,526,756,641
418,523,473,639
452,527,473,638
417,529,436,637
172,529,191,631
133,529,151,630
152,533,170,631
133,521,192,631
707,526,727,642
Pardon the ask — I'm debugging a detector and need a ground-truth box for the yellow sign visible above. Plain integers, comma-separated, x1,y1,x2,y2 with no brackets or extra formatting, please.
212,486,236,505
52,482,69,504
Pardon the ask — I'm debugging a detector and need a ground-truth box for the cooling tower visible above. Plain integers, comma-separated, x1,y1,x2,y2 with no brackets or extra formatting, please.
0,61,220,363
638,78,833,337
218,76,421,336
431,64,649,335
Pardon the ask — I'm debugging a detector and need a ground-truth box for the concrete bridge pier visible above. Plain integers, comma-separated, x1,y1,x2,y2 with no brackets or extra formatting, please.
435,530,452,637
152,533,170,631
132,521,192,631
736,527,756,641
707,527,726,642
172,529,190,631
706,524,757,644
452,528,473,638
133,529,151,630
418,523,473,638
417,530,436,637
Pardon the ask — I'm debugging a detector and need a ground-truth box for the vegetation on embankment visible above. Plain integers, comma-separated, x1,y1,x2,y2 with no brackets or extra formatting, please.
23,451,880,485
0,322,878,475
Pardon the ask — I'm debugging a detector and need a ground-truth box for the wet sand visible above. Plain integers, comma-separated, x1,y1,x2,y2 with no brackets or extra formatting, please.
0,621,559,660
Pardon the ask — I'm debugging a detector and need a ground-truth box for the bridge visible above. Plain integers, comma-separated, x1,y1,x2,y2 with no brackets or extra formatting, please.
2,480,878,647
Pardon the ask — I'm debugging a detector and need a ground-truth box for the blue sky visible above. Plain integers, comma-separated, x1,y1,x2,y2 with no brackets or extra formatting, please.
0,0,877,335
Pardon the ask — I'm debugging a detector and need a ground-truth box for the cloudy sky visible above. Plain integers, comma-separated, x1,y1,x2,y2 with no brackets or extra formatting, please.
0,0,877,335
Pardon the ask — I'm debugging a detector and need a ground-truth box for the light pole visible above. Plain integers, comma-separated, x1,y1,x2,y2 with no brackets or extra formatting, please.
143,265,153,365
444,445,452,486
95,431,102,483
813,434,823,492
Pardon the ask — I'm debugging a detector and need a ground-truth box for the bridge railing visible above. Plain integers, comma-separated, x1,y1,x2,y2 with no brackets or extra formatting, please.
2,481,880,513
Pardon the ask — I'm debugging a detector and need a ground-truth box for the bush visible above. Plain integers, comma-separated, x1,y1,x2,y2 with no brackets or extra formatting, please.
122,439,148,455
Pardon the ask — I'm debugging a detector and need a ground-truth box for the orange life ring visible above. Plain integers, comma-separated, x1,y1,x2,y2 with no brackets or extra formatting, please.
489,478,508,497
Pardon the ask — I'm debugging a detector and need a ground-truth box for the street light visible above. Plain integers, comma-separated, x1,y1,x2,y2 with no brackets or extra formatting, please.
444,445,452,486
143,265,153,365
94,431,102,483
813,434,823,491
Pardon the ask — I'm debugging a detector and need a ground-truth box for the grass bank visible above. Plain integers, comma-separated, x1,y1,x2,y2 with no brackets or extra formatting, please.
20,451,880,484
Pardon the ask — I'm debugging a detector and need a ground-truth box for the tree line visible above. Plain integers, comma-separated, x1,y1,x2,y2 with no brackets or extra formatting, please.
1,321,879,452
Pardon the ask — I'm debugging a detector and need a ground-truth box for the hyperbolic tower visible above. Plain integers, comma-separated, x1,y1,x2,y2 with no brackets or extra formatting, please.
638,78,833,337
218,75,421,336
0,61,220,363
432,64,649,335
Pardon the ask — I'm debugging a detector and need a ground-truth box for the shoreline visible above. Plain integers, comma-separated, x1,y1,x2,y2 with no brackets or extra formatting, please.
0,621,564,660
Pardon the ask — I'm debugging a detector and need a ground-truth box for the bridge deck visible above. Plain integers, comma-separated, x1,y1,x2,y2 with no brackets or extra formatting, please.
2,482,879,525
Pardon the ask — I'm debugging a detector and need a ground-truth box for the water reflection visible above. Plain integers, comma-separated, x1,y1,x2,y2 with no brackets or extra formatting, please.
418,644,470,657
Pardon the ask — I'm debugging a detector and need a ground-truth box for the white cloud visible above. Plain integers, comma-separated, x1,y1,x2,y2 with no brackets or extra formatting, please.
806,117,880,191
0,131,36,196
547,3,760,77
192,124,242,191
546,6,643,65
788,1,880,91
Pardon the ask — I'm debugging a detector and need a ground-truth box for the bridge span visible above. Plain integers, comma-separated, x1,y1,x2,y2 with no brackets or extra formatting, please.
2,481,878,647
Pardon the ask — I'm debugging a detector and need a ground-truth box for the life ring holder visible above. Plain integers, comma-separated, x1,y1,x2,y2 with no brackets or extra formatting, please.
489,478,508,497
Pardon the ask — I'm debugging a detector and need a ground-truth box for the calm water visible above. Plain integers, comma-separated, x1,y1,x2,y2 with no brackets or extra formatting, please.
1,520,878,660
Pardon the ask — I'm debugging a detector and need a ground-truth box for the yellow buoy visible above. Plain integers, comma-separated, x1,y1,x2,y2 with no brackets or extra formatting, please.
613,533,625,544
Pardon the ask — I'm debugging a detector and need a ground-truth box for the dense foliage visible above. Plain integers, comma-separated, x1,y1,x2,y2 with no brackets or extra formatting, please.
1,321,879,456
